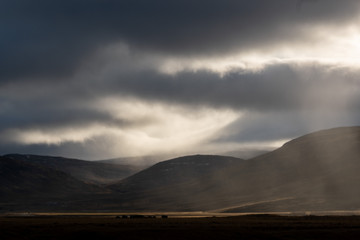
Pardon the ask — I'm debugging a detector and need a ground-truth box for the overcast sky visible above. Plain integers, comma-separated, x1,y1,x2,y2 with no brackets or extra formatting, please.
1,0,360,160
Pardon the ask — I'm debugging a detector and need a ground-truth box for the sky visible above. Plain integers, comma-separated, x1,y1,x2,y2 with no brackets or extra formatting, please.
1,0,360,160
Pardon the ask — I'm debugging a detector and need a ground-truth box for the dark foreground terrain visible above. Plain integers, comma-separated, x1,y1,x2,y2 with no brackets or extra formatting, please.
2,215,360,240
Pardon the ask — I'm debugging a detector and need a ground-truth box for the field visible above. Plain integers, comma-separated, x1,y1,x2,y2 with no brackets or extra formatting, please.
2,214,360,240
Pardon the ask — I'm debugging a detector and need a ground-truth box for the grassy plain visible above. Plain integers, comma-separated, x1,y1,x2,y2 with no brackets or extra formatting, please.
2,214,360,240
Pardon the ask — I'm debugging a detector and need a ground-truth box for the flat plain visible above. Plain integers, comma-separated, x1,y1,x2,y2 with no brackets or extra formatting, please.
2,214,360,240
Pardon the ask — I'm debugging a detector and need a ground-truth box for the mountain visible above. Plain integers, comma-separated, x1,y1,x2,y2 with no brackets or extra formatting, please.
0,156,103,207
4,154,143,185
106,126,360,212
224,126,360,212
2,126,360,213
0,154,244,212
106,155,245,211
111,155,243,191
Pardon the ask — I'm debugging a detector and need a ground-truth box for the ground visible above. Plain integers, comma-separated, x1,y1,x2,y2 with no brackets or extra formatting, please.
2,214,360,240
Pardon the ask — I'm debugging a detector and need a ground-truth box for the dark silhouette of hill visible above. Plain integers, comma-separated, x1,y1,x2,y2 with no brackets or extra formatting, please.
105,126,360,212
0,154,143,212
4,154,143,184
2,126,360,212
0,154,244,212
222,126,360,212
106,155,246,210
0,156,102,205
111,155,243,191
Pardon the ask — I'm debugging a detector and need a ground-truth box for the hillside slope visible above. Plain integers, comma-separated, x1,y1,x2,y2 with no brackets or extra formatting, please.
4,154,142,184
0,156,102,202
107,155,246,210
107,126,360,212
111,155,243,190
2,126,360,212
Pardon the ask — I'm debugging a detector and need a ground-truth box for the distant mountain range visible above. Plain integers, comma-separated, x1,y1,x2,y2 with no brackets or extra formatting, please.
1,126,360,213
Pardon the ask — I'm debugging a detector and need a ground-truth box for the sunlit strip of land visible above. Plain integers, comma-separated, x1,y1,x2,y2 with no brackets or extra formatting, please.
4,210,360,218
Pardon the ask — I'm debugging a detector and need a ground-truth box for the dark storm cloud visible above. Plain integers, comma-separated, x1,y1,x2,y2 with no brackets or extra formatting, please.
0,102,108,131
1,62,359,135
101,65,302,110
1,61,360,157
1,0,359,81
0,92,154,133
1,0,360,158
98,63,360,112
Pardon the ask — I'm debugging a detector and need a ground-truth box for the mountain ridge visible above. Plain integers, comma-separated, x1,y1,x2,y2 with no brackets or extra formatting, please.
3,154,143,185
1,126,360,212
105,126,360,211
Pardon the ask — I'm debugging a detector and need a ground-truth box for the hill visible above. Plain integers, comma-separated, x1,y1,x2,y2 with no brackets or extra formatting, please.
106,155,245,210
111,155,243,191
4,154,143,185
106,126,360,212
2,126,360,212
0,156,105,211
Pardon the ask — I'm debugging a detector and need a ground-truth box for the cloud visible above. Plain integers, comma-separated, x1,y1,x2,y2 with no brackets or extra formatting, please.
1,0,360,159
0,99,237,159
92,62,360,112
2,60,360,158
1,0,360,81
